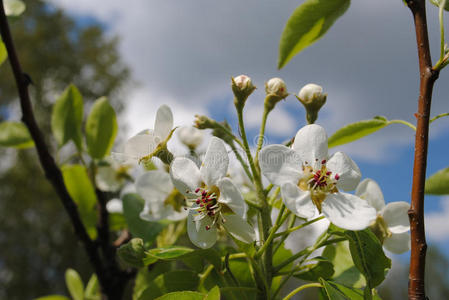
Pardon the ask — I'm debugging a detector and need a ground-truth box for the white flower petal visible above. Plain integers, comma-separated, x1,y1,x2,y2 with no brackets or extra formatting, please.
383,232,411,254
217,178,246,218
139,201,159,221
222,214,256,244
106,198,123,214
259,144,303,186
123,133,156,161
170,157,202,198
96,165,123,192
322,192,376,230
187,212,217,249
200,137,229,186
382,201,410,234
326,152,361,191
355,178,385,212
292,124,328,170
154,105,173,141
141,202,188,222
136,171,173,201
281,182,316,218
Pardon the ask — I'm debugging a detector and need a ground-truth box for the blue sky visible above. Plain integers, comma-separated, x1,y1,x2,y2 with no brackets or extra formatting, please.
47,0,449,258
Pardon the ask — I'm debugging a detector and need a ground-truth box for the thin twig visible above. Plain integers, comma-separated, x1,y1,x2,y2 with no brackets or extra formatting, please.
404,0,440,299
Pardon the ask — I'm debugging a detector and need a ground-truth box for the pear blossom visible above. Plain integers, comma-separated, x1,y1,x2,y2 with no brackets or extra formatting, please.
136,170,188,222
356,178,411,254
96,159,131,192
259,124,376,230
106,198,124,214
170,137,255,248
113,105,173,164
265,77,288,99
178,126,204,150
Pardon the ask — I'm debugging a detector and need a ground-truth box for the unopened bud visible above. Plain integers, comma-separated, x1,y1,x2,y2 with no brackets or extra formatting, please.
178,126,204,150
117,238,146,268
264,77,288,112
296,83,327,124
232,75,256,110
194,115,217,130
212,120,234,145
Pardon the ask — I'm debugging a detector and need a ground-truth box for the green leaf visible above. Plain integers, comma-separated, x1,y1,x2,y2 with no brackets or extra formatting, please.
425,167,449,195
273,243,293,273
328,117,388,148
4,0,26,17
34,296,70,300
51,84,83,150
84,274,100,300
0,40,7,66
133,262,172,300
0,121,34,148
85,97,118,159
154,291,206,300
319,279,363,300
139,270,200,300
65,269,84,300
322,241,365,288
294,256,334,281
146,246,195,260
204,286,220,300
61,164,97,239
122,193,165,245
278,0,350,69
344,229,391,288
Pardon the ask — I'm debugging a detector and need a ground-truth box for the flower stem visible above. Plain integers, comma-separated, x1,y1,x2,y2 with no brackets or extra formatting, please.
430,112,449,124
282,283,322,300
388,119,416,131
255,106,270,163
274,216,325,238
434,0,447,70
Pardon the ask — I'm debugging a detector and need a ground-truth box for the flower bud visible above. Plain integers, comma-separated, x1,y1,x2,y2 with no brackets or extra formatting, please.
117,238,146,268
265,77,288,98
264,77,288,112
212,120,234,145
296,83,327,124
178,126,204,150
194,115,217,130
232,75,256,110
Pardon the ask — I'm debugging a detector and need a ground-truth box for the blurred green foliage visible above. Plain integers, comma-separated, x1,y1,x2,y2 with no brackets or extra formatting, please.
0,0,129,299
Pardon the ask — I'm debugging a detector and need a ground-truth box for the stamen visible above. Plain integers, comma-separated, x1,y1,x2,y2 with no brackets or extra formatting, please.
321,159,326,164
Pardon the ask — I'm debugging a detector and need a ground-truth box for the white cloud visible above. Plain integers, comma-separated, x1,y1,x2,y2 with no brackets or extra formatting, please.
426,197,449,242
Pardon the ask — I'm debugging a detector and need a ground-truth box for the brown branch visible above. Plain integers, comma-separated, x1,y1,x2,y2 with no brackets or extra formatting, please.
0,2,134,299
405,0,440,299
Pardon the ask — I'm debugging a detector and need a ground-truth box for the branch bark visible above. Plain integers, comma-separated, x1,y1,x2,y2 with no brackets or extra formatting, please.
0,2,132,298
405,0,440,299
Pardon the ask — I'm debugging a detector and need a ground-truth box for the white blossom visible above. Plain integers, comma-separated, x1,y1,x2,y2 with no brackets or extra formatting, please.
136,170,188,222
259,124,376,230
112,105,173,164
170,137,255,248
177,126,204,150
356,178,411,254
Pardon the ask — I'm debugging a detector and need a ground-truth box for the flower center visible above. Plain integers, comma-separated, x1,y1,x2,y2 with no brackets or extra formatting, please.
369,214,392,244
298,159,339,212
187,186,227,231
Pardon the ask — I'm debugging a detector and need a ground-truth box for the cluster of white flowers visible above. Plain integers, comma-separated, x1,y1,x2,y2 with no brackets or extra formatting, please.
100,78,410,253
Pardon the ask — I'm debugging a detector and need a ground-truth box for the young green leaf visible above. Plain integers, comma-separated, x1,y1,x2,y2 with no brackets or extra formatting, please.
425,167,449,195
0,121,34,148
85,97,118,159
34,296,70,300
84,274,100,300
139,271,201,300
204,286,220,300
146,246,195,260
122,193,165,245
278,0,350,69
328,117,389,148
344,229,391,288
294,256,334,281
154,291,206,300
51,84,83,150
0,40,7,66
322,241,365,288
61,164,98,239
65,269,84,300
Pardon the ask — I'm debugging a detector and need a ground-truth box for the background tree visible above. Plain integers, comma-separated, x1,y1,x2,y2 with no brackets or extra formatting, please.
0,1,129,298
